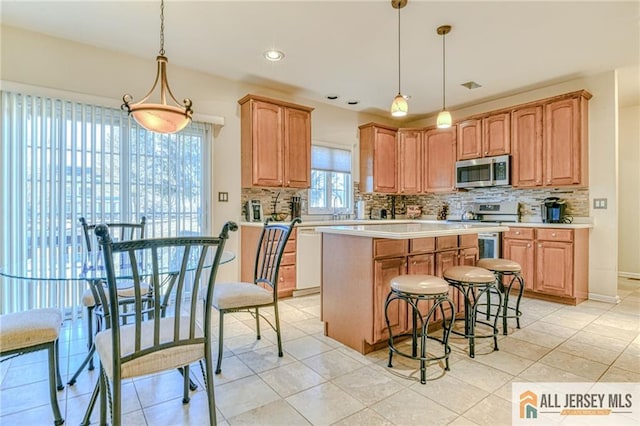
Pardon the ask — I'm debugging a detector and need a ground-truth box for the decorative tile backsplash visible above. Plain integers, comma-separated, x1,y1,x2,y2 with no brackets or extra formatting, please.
240,186,589,222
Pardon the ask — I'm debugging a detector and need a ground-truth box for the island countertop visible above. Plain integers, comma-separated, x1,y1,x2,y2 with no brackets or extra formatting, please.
315,222,509,239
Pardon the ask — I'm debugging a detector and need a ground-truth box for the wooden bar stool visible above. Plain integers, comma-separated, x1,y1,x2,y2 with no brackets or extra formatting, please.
443,266,501,358
477,258,525,335
385,274,455,384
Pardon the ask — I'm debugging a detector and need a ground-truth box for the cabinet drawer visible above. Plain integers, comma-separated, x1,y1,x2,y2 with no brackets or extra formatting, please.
284,239,297,253
374,239,408,258
459,234,478,248
436,235,458,251
536,228,573,242
503,228,534,240
410,237,435,253
278,264,296,291
281,252,296,265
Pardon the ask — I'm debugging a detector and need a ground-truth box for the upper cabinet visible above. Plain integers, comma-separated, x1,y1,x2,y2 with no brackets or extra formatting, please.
359,123,398,193
397,129,422,194
423,127,457,193
457,111,510,160
239,94,313,188
512,90,591,188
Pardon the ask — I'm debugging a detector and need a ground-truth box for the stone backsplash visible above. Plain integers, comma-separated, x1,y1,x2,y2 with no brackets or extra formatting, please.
241,186,589,222
357,186,589,221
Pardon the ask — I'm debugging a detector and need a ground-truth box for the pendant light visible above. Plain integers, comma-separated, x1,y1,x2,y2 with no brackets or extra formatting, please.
122,0,193,134
436,25,452,128
390,0,408,117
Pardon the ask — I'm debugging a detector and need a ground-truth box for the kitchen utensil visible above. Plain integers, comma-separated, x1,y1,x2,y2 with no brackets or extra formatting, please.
462,211,476,221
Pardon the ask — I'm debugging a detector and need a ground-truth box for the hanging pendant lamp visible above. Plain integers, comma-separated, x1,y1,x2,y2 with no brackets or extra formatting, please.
390,0,408,117
436,25,452,128
122,0,193,134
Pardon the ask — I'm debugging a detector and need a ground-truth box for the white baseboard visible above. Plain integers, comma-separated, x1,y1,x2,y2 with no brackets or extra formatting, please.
588,293,621,304
292,287,320,297
619,272,640,280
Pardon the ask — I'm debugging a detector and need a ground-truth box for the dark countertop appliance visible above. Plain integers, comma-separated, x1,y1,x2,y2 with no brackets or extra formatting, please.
541,197,567,223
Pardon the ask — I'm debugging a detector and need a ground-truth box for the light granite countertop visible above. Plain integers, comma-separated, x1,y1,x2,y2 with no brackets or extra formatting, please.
314,222,509,239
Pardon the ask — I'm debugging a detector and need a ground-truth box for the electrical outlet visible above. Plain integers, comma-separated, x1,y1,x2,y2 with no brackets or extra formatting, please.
218,192,229,202
593,198,607,209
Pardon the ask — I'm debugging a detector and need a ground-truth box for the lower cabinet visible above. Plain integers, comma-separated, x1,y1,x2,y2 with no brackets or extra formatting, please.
240,225,297,299
502,227,588,305
373,256,408,342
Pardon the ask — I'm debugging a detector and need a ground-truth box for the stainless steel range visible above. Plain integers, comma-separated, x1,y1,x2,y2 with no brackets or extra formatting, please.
452,201,520,259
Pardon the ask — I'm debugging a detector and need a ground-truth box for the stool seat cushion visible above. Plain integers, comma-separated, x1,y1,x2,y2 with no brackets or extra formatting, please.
477,258,522,273
443,266,495,283
0,308,62,352
390,275,449,295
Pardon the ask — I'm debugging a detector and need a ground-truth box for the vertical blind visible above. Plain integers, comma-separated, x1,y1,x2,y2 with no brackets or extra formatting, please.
0,91,210,315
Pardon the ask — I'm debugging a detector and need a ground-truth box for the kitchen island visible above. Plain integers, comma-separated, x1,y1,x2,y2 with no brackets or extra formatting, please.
316,222,508,354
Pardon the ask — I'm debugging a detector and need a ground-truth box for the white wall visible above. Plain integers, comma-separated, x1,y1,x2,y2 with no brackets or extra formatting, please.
618,105,640,277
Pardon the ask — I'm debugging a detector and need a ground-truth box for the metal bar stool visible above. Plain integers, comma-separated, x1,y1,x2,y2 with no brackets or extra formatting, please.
476,258,525,335
385,274,455,384
443,266,502,358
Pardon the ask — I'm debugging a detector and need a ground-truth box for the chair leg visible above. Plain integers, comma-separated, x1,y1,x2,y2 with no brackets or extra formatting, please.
255,308,261,340
68,344,96,385
80,381,99,426
54,339,64,391
215,312,225,374
86,305,95,371
112,374,121,426
47,343,64,426
273,303,283,357
182,365,190,404
99,368,108,426
203,351,217,426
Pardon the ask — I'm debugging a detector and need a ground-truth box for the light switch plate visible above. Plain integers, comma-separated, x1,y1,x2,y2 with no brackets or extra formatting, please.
593,198,607,209
218,192,229,202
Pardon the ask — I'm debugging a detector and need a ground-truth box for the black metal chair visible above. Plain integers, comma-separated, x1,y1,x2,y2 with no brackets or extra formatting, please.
68,216,147,385
212,218,300,374
476,258,525,335
90,221,237,425
0,308,65,425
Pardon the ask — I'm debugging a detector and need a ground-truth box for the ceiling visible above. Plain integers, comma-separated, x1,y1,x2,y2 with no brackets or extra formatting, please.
1,1,638,121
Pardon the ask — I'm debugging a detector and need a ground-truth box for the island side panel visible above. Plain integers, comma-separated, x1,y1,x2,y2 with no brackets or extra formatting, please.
322,233,374,354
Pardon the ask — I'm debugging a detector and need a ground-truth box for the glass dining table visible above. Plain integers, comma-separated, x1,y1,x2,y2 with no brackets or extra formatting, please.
0,248,235,424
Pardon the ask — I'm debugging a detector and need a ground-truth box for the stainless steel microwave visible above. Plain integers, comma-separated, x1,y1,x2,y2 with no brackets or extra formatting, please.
455,155,510,188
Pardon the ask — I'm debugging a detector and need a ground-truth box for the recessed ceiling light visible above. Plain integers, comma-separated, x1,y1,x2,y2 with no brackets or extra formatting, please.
326,94,339,100
347,100,359,105
461,81,482,90
264,49,285,62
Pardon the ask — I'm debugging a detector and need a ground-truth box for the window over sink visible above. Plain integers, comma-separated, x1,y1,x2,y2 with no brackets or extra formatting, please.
308,144,352,215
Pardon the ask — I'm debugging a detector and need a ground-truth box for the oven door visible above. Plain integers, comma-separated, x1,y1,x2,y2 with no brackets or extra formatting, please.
478,232,500,259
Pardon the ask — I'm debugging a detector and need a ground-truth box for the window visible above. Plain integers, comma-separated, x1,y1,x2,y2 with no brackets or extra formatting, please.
308,144,352,214
0,91,211,314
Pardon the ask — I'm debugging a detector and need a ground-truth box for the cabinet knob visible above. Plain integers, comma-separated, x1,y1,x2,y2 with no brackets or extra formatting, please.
547,179,551,183
515,231,520,235
551,232,557,237
485,151,489,155
412,261,417,265
538,244,542,248
527,243,531,248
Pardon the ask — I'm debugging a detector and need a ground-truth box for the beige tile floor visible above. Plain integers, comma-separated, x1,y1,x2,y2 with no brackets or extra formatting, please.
1,277,639,425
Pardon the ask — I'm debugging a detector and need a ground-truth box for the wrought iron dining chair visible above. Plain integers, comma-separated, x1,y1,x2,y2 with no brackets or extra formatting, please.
0,308,65,425
212,218,300,374
91,221,236,425
70,216,147,383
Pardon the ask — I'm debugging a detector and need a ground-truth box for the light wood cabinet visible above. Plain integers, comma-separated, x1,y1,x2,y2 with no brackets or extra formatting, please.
240,94,313,188
512,90,590,188
423,127,457,193
457,112,510,160
502,227,588,305
240,225,297,299
397,129,422,194
359,123,398,193
373,256,408,342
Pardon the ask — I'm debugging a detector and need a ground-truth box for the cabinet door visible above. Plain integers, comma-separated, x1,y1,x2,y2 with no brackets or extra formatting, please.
435,250,459,319
457,119,482,160
459,247,478,266
277,264,296,296
251,101,284,187
408,253,435,275
544,97,583,186
423,128,457,193
373,257,407,342
284,107,311,188
482,112,510,157
535,241,573,297
511,105,543,188
398,129,422,194
502,237,535,290
373,127,398,193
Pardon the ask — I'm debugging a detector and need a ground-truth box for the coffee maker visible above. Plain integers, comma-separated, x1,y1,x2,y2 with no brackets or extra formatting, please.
541,197,566,223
